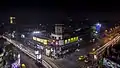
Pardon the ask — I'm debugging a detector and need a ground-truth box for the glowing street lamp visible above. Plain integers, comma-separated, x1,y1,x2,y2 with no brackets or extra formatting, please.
95,23,102,32
96,23,101,27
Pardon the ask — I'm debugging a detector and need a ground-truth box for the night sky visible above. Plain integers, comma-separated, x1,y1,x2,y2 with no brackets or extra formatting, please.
0,0,120,24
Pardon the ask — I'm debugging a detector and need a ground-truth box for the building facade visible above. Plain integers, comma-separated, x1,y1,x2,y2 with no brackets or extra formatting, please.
32,24,79,58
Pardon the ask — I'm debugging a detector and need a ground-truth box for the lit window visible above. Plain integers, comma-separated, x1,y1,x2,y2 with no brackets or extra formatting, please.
68,39,71,42
65,40,68,44
37,38,41,42
71,38,74,41
74,37,76,40
33,37,37,40
43,40,48,45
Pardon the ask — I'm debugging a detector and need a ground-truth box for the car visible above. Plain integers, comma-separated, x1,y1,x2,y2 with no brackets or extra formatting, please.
75,49,80,52
21,63,26,68
78,56,86,61
89,48,96,55
84,59,89,63
89,51,96,55
92,48,96,51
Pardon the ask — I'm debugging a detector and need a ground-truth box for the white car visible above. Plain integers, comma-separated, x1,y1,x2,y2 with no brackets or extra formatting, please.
75,49,80,52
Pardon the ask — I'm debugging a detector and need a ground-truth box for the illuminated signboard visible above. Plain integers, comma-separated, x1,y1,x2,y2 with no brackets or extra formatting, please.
71,38,74,42
33,37,37,40
64,40,68,44
74,37,76,40
33,37,48,45
68,39,71,43
40,39,43,43
43,40,48,45
64,36,79,44
37,38,41,42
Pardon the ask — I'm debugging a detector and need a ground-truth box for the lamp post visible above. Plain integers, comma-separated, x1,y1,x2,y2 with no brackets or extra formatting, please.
95,23,101,33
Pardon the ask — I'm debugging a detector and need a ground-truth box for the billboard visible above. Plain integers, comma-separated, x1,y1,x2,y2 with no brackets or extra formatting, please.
33,37,48,45
64,40,67,44
43,40,47,45
64,36,78,44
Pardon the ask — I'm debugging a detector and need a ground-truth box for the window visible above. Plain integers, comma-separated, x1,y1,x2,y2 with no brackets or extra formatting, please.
58,29,60,31
59,37,61,39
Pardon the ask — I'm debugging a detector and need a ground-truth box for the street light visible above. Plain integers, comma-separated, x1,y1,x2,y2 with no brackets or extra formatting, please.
95,31,98,34
95,23,102,33
96,23,101,28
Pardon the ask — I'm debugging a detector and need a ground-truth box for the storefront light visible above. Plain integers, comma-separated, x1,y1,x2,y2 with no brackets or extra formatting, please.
76,36,78,40
68,39,71,42
74,37,76,40
65,40,68,44
37,38,41,42
71,38,74,41
41,40,43,43
43,40,48,45
53,40,55,42
35,50,39,54
33,37,37,40
56,41,58,45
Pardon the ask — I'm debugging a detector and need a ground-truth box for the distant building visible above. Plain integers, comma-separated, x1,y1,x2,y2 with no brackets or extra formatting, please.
50,24,78,45
32,24,78,46
32,24,79,58
10,16,16,24
51,24,64,40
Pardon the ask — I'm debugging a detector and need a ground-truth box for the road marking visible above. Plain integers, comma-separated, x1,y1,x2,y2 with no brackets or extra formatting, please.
3,36,53,68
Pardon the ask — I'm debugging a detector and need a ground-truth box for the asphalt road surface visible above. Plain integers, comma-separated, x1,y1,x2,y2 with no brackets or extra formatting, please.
20,38,102,68
46,42,102,68
4,32,117,68
12,44,45,68
20,52,44,68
